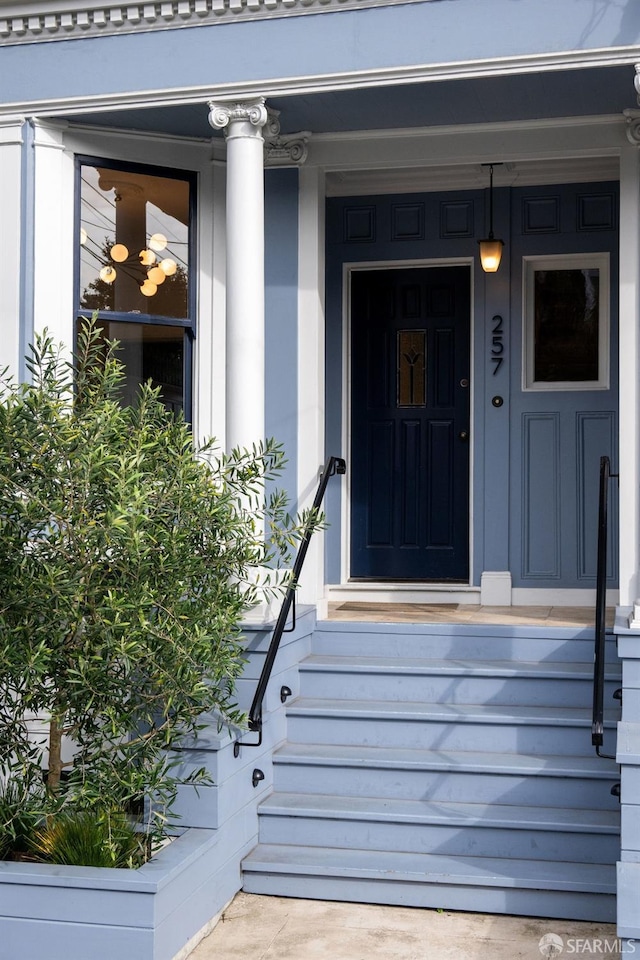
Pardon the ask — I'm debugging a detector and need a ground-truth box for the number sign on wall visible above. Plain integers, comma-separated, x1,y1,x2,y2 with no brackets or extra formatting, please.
491,314,504,375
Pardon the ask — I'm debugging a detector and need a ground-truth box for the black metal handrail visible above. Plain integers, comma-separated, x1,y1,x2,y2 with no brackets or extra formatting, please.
592,454,617,759
238,455,346,749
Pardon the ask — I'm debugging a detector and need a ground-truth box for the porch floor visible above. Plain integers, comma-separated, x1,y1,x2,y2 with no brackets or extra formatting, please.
327,602,615,629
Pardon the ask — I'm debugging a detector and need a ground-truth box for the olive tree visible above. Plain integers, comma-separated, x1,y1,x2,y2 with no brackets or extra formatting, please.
0,322,313,839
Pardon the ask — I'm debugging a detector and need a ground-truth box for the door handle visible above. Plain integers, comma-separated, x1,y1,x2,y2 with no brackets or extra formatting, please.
458,431,469,441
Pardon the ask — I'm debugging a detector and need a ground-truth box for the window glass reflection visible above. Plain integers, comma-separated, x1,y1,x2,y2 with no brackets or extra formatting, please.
534,268,599,382
79,166,189,319
84,320,185,413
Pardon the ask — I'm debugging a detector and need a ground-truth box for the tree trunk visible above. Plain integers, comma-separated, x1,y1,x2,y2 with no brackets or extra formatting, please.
47,716,64,795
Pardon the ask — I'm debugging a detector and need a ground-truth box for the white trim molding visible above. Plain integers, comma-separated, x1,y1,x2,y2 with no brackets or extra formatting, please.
339,257,476,590
521,253,610,393
0,0,436,44
510,588,619,607
2,64,640,123
618,143,640,605
327,583,482,606
0,118,25,380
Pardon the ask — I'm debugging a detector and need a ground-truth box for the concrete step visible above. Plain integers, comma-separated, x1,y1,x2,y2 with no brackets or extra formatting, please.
272,743,621,809
247,621,621,923
299,654,621,707
242,843,617,922
285,698,618,755
312,621,619,665
258,792,620,863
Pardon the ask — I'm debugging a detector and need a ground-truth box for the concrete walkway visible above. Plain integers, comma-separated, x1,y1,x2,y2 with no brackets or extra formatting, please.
189,893,622,960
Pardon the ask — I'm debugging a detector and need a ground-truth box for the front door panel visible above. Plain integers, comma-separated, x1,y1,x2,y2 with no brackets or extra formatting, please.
350,266,471,580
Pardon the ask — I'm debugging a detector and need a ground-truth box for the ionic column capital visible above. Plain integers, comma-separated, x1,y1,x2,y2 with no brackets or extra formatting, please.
623,67,640,146
208,98,268,138
265,133,310,167
624,108,640,147
263,106,309,166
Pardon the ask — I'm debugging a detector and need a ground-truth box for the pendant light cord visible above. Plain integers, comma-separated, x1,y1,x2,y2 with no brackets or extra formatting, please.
488,163,495,240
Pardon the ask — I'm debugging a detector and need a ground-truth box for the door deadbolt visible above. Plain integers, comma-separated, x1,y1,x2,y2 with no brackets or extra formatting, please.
459,431,469,441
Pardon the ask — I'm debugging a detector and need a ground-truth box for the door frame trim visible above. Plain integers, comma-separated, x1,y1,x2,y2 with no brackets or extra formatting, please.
340,256,476,586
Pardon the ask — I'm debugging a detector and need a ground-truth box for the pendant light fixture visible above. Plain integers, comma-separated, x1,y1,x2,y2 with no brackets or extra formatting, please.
478,163,504,273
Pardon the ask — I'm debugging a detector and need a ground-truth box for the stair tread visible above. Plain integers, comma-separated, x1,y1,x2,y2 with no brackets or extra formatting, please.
301,654,620,680
274,741,619,776
314,620,609,640
242,843,616,892
287,698,618,725
259,792,620,832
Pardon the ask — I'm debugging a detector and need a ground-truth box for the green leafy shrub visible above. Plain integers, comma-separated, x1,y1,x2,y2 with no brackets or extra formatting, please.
0,780,45,860
0,320,318,856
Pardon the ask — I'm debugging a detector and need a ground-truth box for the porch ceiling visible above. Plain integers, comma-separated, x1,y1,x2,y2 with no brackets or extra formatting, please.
63,63,635,140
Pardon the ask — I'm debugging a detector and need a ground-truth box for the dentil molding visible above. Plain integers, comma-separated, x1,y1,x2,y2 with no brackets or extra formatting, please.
0,0,431,44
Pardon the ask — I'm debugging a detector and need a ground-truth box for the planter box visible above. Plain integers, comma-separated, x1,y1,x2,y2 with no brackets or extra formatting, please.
0,608,318,960
0,828,237,960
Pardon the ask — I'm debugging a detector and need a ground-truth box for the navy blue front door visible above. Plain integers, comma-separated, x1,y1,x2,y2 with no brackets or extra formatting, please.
350,266,471,580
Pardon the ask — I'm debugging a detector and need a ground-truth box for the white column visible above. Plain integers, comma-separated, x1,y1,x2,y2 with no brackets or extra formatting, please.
0,118,25,380
297,165,327,608
32,121,75,352
208,99,268,452
620,118,640,606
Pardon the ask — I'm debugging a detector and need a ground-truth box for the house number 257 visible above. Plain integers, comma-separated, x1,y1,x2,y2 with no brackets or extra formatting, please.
491,314,505,375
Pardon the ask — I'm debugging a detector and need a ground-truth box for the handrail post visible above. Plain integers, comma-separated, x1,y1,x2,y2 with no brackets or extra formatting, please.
592,456,609,750
592,455,618,760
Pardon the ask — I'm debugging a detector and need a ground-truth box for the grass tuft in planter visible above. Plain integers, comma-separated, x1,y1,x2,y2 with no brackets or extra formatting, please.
28,809,148,868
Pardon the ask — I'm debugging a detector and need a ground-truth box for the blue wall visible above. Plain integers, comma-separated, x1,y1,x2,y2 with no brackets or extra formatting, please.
325,183,619,590
0,1,638,108
265,167,299,510
508,181,619,589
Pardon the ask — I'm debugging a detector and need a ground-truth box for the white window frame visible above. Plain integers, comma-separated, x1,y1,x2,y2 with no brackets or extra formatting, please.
522,252,610,392
29,120,223,447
